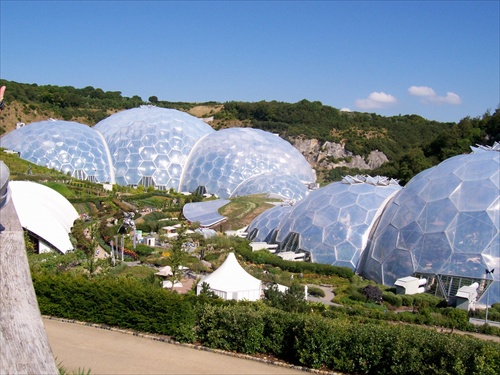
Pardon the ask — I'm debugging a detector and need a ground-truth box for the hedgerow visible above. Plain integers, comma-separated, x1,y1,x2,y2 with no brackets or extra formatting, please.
236,247,354,279
33,272,500,375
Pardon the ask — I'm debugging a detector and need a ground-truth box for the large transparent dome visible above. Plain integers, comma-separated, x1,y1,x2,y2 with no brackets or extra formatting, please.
231,173,309,201
275,175,401,270
180,128,316,198
0,120,114,183
359,144,499,305
247,205,292,243
94,106,214,189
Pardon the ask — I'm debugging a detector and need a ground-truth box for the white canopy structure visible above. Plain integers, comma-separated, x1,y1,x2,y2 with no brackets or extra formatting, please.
196,252,262,301
9,181,79,254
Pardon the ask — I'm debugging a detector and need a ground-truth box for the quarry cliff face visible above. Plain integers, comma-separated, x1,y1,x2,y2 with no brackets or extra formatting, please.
289,137,388,171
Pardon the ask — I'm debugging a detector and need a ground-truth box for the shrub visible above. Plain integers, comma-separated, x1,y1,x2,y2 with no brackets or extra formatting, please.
197,304,265,354
134,244,154,257
307,286,325,298
236,247,354,279
382,291,402,307
401,294,414,307
362,285,383,303
33,272,196,342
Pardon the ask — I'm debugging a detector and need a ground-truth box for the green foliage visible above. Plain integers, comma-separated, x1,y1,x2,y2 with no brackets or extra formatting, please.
363,285,383,303
197,304,266,354
382,291,403,307
307,286,325,298
33,264,500,374
44,181,77,198
33,272,196,342
263,283,308,313
58,364,92,375
134,244,154,257
236,247,354,279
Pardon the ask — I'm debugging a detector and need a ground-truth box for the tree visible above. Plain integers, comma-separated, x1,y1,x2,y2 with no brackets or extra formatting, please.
23,230,36,253
397,148,432,184
84,223,99,278
149,96,158,104
362,285,383,303
264,282,308,313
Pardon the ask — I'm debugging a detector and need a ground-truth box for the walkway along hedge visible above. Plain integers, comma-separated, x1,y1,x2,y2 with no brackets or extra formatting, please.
33,272,500,375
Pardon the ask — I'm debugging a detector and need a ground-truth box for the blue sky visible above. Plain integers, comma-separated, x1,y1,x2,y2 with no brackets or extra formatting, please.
1,1,498,123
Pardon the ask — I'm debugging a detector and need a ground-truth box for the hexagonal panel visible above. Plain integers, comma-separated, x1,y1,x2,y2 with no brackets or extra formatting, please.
179,128,316,198
94,106,214,189
0,120,113,183
360,146,500,300
271,176,401,270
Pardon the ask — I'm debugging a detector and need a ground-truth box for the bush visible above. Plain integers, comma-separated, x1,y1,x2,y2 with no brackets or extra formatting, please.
134,244,154,257
307,286,325,298
491,302,500,312
197,304,265,354
33,269,500,375
236,247,354,279
33,272,196,342
411,292,444,308
382,291,402,307
401,294,414,307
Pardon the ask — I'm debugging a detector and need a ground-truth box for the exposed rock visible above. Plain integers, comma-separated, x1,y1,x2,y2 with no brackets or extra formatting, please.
289,137,388,171
367,150,389,169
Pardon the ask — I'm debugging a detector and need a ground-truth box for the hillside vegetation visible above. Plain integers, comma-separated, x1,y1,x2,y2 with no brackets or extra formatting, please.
3,150,500,374
1,79,498,184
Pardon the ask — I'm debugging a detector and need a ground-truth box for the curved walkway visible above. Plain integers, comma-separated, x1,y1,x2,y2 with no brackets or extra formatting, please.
44,318,330,375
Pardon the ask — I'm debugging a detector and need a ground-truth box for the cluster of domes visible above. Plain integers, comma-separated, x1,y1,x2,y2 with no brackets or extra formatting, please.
1,106,316,200
248,144,499,304
2,105,498,304
249,175,401,269
93,106,214,190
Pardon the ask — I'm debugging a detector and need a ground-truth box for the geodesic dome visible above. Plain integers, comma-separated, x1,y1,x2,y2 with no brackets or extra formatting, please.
94,106,214,189
0,120,114,183
275,175,401,270
231,173,309,201
179,128,316,198
359,144,500,305
247,205,292,243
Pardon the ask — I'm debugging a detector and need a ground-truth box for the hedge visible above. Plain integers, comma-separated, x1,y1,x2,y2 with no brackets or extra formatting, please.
236,247,354,279
33,272,500,375
33,272,196,342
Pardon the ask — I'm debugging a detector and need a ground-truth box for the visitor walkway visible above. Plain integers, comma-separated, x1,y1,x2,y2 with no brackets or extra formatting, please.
44,318,320,375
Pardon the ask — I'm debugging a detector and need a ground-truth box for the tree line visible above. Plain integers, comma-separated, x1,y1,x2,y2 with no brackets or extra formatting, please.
1,79,498,184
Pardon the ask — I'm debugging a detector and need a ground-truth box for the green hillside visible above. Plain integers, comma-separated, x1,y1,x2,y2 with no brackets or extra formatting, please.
1,79,498,184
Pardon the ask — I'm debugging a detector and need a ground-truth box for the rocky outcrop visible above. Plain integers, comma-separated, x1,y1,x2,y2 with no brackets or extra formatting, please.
289,137,388,171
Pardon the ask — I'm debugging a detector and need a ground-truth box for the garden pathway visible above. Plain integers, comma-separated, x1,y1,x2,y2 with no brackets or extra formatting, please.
44,318,310,375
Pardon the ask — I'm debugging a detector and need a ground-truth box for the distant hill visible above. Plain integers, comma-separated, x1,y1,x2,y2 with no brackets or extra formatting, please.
1,79,498,184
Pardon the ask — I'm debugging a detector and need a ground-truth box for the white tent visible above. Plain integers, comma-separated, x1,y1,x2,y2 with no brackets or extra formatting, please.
155,266,173,277
196,252,262,301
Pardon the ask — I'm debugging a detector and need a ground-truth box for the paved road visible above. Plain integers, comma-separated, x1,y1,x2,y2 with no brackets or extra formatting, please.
44,318,306,375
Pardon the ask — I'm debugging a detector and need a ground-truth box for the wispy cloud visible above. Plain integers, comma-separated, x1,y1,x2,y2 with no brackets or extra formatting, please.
355,92,397,109
340,107,351,112
408,85,462,105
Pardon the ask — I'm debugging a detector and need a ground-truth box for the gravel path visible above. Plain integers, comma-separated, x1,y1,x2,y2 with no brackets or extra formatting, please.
44,318,309,375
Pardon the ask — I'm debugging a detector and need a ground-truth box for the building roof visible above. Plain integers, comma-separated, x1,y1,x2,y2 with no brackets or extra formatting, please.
9,181,79,253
